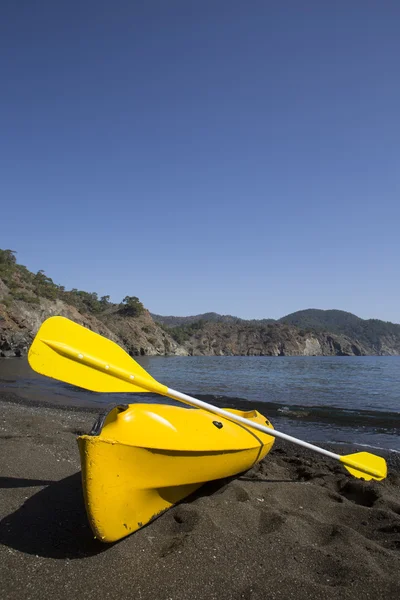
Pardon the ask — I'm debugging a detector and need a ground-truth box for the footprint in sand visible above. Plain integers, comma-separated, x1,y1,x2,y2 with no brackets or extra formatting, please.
158,507,201,557
230,484,250,502
378,523,400,534
388,502,400,516
159,534,188,557
338,480,381,507
327,491,345,503
258,509,286,535
171,507,200,533
311,554,350,587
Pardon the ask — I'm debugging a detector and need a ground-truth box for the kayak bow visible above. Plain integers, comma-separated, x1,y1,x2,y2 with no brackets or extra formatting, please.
78,403,274,542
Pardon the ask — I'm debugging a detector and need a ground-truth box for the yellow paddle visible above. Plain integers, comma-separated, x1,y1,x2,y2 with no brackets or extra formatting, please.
28,316,387,481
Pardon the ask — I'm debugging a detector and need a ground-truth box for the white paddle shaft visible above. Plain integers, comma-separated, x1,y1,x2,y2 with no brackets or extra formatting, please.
167,387,341,460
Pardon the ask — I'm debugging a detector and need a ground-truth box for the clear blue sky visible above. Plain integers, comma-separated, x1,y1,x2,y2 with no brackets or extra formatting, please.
1,1,399,321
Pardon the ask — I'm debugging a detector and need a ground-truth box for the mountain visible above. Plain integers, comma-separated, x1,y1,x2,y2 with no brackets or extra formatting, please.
278,309,400,353
279,308,362,330
151,312,241,327
152,309,400,356
151,312,275,327
2,248,400,357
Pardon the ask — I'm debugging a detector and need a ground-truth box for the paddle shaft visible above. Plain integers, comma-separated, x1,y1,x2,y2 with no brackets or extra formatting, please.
167,387,341,461
167,389,386,478
167,389,383,478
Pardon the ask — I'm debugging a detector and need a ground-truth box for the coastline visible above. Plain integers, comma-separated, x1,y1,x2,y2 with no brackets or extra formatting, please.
1,392,399,599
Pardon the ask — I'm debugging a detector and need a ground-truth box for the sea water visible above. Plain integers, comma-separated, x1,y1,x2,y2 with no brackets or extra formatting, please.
1,356,399,451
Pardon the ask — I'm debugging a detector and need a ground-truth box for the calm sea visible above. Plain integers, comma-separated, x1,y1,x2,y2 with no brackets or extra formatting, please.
1,356,399,451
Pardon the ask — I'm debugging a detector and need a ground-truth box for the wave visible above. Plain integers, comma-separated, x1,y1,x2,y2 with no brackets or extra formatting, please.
2,376,399,435
327,441,400,455
193,394,400,432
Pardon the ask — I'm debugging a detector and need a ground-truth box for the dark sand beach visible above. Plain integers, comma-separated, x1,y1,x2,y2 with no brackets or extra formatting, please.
1,392,400,600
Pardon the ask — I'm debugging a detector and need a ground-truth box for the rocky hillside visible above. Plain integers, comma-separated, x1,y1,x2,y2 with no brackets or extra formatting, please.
0,250,186,358
279,308,400,353
2,249,400,357
163,321,370,357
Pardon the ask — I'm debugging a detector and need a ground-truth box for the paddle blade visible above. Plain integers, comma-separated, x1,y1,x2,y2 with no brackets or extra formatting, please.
28,316,166,394
340,452,387,481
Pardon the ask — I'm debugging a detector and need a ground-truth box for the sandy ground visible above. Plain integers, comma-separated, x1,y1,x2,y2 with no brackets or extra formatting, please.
1,392,400,600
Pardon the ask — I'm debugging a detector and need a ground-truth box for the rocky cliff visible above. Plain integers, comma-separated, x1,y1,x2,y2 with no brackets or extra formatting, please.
0,277,187,358
174,321,369,357
2,249,400,358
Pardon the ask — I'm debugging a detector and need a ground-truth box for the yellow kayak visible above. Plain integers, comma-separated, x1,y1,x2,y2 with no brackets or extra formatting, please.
27,317,387,544
78,403,275,543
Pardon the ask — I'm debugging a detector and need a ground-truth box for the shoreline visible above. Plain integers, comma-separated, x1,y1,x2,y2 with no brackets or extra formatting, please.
1,386,399,453
1,394,399,599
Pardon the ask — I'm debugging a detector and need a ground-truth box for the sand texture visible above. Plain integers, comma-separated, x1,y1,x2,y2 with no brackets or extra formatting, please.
1,395,399,600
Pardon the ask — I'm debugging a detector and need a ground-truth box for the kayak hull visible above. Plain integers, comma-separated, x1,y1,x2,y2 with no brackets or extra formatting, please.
78,403,274,543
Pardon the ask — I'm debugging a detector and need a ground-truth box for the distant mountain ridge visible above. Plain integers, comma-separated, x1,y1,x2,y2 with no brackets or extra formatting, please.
152,308,400,356
152,308,399,331
151,312,275,327
279,309,400,353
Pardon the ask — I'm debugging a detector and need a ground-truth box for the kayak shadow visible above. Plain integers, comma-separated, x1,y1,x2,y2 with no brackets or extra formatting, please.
0,476,55,488
0,472,107,559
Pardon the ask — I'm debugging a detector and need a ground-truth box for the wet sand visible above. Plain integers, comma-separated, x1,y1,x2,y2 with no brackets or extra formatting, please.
1,392,400,599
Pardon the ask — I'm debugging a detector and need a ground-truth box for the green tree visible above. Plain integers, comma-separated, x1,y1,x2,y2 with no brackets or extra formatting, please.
121,296,145,316
100,295,111,307
33,270,59,300
0,249,17,283
0,249,17,264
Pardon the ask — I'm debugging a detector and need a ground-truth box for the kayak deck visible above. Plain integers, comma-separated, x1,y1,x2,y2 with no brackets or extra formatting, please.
78,403,275,542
